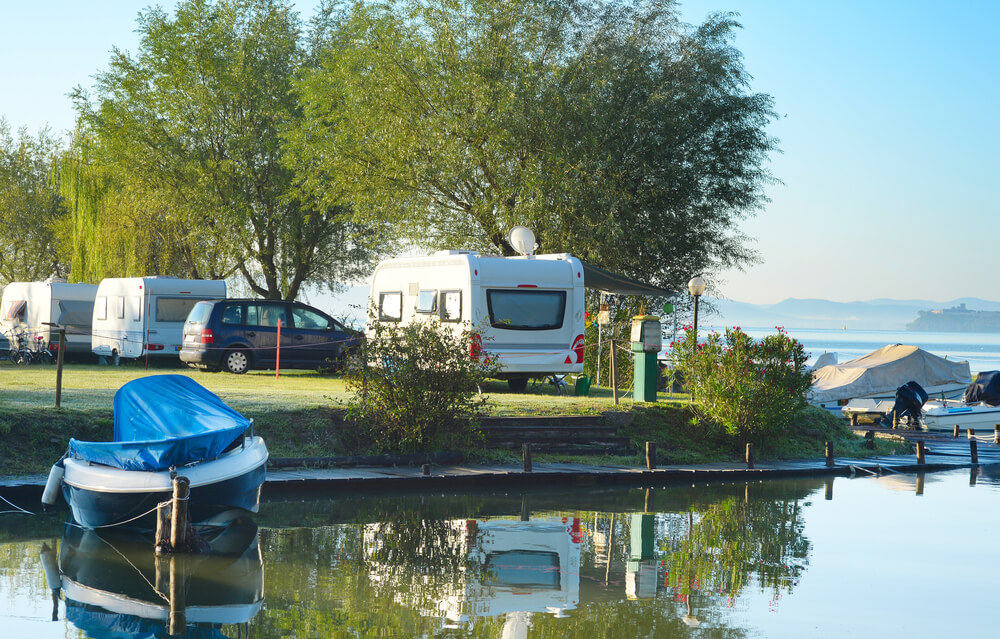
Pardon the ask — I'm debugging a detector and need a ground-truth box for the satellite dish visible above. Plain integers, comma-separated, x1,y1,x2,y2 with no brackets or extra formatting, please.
508,226,538,256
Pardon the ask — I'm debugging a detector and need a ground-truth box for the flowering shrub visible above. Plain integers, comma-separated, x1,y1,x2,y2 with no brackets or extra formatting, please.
345,318,501,453
672,326,812,445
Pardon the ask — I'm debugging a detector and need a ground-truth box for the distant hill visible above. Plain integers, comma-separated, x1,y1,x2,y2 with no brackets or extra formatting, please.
908,303,1000,333
707,297,1000,331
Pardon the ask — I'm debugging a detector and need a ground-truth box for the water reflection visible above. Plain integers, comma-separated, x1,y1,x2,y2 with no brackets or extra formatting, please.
8,471,999,637
48,514,263,638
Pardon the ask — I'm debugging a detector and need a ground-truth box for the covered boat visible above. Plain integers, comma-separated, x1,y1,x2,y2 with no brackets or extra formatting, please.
43,375,268,529
810,344,971,412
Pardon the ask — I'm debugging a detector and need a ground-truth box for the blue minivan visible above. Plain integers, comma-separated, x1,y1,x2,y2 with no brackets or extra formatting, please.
180,299,358,373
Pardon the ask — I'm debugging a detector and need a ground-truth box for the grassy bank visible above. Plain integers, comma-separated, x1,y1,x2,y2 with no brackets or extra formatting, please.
0,361,902,476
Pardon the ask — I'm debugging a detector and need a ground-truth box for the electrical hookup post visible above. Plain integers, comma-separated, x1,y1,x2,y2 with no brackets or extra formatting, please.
631,315,662,402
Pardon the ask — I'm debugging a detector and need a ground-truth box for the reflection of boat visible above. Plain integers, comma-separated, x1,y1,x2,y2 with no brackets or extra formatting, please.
42,375,268,529
51,515,263,637
810,344,970,414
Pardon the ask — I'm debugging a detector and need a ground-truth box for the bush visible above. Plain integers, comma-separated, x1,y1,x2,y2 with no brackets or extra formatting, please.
344,319,501,454
673,326,812,447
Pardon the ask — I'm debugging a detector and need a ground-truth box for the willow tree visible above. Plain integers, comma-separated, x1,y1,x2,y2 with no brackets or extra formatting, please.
72,0,378,299
293,0,778,290
0,121,69,285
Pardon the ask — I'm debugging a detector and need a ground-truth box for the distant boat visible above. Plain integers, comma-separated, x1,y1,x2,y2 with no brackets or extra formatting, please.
42,375,268,530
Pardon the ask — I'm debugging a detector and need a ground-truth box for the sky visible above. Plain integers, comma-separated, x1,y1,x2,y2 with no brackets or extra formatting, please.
1,0,998,305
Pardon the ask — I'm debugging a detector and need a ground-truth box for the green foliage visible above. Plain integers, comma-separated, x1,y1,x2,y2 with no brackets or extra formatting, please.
345,318,502,454
69,0,381,298
296,0,777,290
0,120,69,285
673,326,813,446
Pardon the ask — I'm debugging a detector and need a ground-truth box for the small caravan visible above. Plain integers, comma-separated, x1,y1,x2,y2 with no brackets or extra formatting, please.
92,277,226,362
0,279,99,354
368,251,585,391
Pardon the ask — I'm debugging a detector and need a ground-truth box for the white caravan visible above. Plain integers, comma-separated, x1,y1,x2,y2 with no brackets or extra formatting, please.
92,277,226,362
0,279,99,354
368,251,585,391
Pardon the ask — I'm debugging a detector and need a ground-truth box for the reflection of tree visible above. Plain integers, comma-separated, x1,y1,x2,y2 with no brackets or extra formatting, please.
663,486,809,605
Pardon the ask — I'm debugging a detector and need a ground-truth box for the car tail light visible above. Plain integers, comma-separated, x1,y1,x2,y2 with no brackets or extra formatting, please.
572,334,585,363
469,333,482,360
201,329,214,345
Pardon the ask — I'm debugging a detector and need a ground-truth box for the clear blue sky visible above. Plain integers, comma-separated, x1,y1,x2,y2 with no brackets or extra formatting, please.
2,1,997,304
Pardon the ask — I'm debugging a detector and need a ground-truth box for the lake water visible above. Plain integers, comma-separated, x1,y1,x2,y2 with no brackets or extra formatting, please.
706,326,1000,374
2,468,1000,637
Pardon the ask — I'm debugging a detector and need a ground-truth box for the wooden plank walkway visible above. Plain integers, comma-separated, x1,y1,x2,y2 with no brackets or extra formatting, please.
4,431,998,496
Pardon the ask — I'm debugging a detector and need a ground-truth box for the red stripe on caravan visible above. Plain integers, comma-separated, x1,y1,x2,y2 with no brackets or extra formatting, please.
517,284,537,288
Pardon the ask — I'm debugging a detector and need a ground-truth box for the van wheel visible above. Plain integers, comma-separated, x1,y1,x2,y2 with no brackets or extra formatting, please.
224,349,250,374
507,377,529,393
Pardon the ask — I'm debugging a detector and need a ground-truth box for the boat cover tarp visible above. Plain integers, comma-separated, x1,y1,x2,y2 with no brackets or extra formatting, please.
810,344,971,404
580,261,675,297
964,370,1000,405
66,603,227,639
68,375,251,471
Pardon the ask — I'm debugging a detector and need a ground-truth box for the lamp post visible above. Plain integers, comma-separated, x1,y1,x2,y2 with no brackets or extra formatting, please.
687,276,706,340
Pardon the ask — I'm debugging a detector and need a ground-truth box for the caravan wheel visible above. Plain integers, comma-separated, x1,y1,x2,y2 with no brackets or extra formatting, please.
111,350,120,366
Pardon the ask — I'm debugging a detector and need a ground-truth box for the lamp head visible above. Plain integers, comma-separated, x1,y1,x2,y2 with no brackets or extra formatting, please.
687,276,706,297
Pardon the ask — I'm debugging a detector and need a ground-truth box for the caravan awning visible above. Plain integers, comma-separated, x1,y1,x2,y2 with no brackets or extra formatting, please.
57,299,96,327
4,300,25,321
580,262,674,297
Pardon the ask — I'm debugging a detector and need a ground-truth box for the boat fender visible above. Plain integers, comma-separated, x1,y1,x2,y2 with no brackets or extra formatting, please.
41,462,64,507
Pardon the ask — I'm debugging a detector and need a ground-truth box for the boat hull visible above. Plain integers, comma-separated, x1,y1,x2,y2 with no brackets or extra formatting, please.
61,436,268,530
922,403,1000,432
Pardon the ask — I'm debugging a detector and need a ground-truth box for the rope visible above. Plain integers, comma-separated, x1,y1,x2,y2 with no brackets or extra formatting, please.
66,519,171,604
0,494,35,516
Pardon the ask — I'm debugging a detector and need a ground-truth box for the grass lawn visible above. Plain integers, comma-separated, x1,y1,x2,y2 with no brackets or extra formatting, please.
0,359,900,476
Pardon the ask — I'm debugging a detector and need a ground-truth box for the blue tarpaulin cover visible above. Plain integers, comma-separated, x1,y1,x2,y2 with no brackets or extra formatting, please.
68,375,251,471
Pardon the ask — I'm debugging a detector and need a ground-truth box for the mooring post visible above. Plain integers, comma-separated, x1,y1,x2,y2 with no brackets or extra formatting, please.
745,443,754,469
968,428,976,440
522,443,532,473
609,339,619,405
916,440,926,465
994,424,999,444
645,441,656,470
170,476,190,551
824,476,834,501
849,413,858,427
155,501,171,551
864,430,875,449
421,463,430,476
825,441,834,467
953,424,960,438
971,438,979,464
892,412,899,429
644,487,654,513
520,495,529,522
916,473,925,496
971,467,978,487
168,555,186,636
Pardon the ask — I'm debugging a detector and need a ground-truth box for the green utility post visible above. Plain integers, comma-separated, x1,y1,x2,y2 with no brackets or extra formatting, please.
631,315,661,402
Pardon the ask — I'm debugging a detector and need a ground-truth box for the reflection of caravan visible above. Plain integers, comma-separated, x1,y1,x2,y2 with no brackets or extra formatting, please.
444,517,581,626
0,279,99,354
368,252,585,391
92,277,226,362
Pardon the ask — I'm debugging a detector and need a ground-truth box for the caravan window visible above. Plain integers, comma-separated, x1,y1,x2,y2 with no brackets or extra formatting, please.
482,550,561,588
156,298,206,323
115,296,125,319
95,297,107,321
440,290,461,322
416,290,437,314
3,300,26,322
379,292,402,322
487,289,566,331
132,296,142,322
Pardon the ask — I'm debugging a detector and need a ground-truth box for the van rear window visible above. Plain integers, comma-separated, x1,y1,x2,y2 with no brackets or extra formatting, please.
486,290,566,331
187,301,215,325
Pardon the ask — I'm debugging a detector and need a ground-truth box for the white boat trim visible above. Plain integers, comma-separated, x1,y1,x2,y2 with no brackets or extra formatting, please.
62,436,268,494
62,578,263,624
